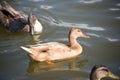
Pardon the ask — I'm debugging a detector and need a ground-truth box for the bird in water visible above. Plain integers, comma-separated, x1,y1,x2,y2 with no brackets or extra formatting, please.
21,28,89,63
0,1,43,35
90,65,120,80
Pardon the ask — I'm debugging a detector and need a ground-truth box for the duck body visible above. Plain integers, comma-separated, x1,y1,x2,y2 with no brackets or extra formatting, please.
21,42,82,61
0,1,43,35
21,28,89,62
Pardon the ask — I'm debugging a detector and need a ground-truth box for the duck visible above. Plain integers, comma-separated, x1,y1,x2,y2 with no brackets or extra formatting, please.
21,28,90,63
90,65,120,80
0,1,43,35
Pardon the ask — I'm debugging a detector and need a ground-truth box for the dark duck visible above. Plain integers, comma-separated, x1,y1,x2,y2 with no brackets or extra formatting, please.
0,1,43,35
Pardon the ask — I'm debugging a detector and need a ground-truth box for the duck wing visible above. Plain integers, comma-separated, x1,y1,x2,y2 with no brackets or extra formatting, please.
27,42,69,50
26,42,78,60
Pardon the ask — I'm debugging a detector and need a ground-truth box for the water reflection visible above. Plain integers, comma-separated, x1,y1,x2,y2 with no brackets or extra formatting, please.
0,0,120,79
27,55,88,73
31,34,41,44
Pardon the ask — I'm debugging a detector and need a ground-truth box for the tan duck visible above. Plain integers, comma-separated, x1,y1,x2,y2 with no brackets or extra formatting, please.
21,28,89,62
90,65,120,80
0,1,43,35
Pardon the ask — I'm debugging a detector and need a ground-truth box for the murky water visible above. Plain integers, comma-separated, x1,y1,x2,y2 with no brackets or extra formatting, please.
0,0,120,80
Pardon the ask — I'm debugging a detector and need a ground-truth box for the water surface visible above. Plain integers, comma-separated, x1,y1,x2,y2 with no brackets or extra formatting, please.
0,0,120,80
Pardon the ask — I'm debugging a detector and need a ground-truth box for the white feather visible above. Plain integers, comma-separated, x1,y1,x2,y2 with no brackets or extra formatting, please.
34,20,43,32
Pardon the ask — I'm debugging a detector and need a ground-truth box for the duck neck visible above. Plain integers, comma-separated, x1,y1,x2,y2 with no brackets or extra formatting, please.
90,74,101,80
90,77,100,80
69,35,82,53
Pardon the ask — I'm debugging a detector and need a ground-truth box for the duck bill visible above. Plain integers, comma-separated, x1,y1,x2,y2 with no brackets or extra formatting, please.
82,33,90,38
84,34,90,38
108,71,120,79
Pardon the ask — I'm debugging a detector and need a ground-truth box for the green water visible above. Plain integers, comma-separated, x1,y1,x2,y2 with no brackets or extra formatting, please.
0,0,120,80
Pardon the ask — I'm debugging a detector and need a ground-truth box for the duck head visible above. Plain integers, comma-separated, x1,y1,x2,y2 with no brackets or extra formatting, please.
90,65,120,80
28,14,43,35
69,28,90,39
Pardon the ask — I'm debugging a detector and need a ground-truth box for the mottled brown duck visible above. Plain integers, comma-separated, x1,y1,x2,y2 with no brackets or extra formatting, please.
0,1,43,35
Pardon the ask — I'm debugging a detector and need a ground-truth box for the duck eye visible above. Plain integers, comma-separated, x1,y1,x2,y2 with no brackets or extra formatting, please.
76,29,79,32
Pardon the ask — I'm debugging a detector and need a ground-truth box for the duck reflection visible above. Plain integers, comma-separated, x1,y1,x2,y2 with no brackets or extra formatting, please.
27,55,88,73
31,34,41,44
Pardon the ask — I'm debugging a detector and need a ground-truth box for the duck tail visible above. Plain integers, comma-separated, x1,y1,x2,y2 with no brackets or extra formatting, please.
20,46,34,55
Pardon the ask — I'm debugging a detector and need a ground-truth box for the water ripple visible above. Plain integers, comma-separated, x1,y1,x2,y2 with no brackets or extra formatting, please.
29,0,44,2
116,3,120,6
42,15,105,31
105,37,119,42
78,0,102,4
86,33,119,42
86,33,100,37
109,8,120,11
115,17,120,19
49,20,105,31
40,5,53,10
0,47,20,54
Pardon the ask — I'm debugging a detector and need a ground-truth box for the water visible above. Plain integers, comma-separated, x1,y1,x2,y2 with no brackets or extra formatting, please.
0,0,120,80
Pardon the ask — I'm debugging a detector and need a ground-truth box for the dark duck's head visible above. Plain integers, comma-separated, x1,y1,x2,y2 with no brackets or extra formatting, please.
90,65,120,80
28,14,43,35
